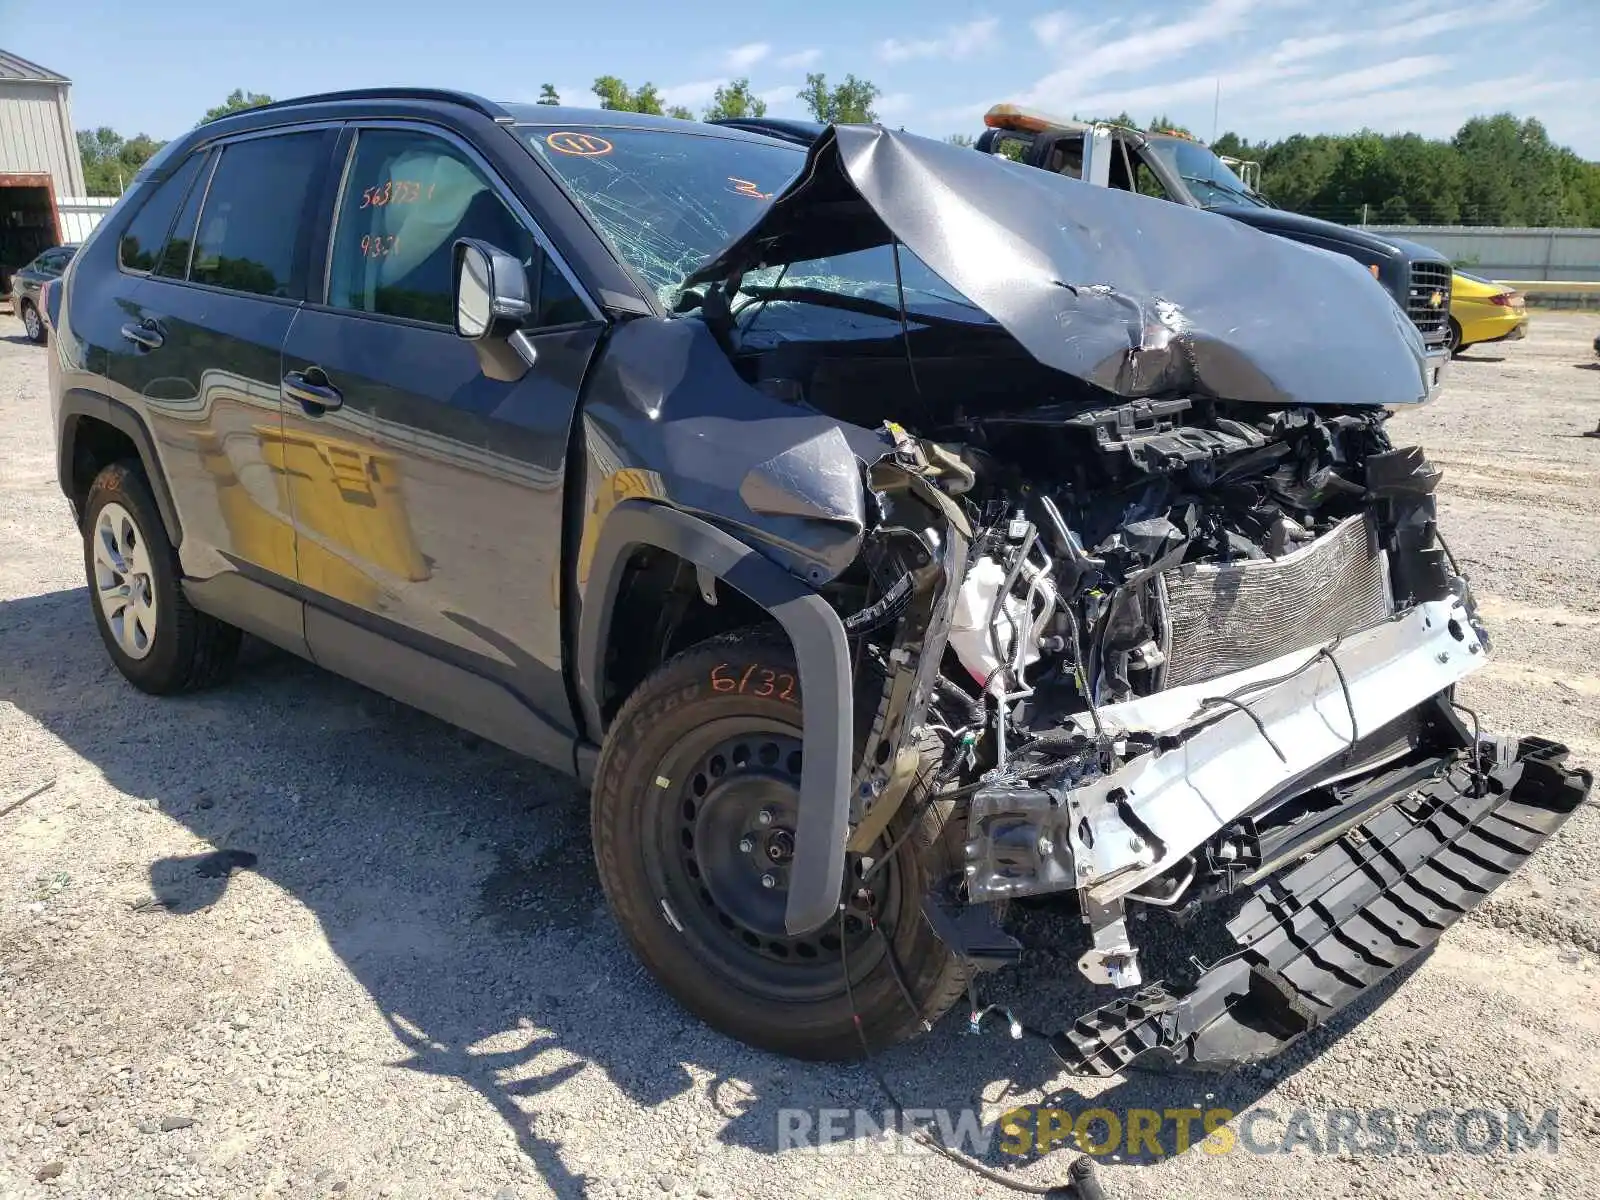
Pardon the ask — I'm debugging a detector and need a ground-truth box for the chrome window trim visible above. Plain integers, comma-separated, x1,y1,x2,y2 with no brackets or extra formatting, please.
172,148,220,283
319,118,602,325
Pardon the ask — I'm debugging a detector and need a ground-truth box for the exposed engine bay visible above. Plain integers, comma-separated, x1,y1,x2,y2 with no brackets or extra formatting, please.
649,123,1593,1072
809,391,1589,1070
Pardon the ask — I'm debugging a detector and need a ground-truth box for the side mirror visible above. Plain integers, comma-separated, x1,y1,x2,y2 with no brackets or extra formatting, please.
453,238,531,340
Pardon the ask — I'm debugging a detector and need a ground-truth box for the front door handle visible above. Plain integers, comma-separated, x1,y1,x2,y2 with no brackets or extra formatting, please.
120,320,164,350
283,369,343,415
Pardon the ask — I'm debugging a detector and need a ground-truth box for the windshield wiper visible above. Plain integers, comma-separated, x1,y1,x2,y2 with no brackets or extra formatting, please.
1181,174,1267,207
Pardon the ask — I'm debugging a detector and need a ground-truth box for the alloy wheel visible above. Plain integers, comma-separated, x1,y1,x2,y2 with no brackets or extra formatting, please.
93,501,158,659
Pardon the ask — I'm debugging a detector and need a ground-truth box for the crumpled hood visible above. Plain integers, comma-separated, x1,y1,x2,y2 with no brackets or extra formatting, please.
689,125,1432,408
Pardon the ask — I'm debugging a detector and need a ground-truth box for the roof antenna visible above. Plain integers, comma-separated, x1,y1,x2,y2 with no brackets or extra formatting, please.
890,238,927,413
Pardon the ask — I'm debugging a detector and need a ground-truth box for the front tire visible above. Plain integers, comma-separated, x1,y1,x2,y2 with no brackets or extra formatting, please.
1447,318,1464,357
591,630,968,1060
21,300,46,345
82,461,241,694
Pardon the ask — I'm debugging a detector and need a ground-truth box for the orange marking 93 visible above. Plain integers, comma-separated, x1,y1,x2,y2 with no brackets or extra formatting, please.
710,662,796,701
547,131,614,157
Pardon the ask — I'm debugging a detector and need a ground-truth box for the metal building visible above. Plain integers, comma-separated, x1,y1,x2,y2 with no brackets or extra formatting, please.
0,48,86,286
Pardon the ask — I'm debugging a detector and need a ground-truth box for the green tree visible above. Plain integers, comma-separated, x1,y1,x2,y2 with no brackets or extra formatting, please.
703,78,767,122
945,132,975,148
592,76,668,116
76,126,165,196
200,89,273,125
537,83,560,106
798,73,881,124
1147,114,1193,136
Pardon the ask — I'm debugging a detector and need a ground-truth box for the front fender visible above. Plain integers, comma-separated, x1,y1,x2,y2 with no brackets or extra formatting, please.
578,500,852,937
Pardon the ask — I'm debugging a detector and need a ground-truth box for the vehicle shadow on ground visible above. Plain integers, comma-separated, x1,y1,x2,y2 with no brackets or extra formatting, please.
1,586,1384,1194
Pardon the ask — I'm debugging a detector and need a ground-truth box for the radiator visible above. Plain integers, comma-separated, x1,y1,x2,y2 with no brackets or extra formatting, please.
1158,513,1392,688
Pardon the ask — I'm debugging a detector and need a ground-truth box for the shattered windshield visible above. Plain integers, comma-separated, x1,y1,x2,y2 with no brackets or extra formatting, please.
1143,137,1267,209
521,124,806,306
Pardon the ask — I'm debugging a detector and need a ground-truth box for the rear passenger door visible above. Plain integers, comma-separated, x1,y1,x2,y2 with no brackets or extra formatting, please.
280,122,604,766
107,126,339,651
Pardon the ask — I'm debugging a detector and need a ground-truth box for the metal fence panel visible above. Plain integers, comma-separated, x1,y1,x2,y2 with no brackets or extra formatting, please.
1364,226,1600,282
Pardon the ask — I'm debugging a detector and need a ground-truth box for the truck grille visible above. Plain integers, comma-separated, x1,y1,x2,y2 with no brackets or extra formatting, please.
1159,514,1392,688
1406,261,1452,336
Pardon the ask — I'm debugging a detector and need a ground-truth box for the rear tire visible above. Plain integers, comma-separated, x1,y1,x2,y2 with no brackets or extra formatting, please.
21,300,46,345
82,461,241,694
591,630,968,1059
1447,318,1464,357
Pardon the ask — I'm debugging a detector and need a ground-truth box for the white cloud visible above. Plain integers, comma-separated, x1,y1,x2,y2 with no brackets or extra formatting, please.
1272,72,1586,131
1269,3,1543,65
776,48,822,70
722,42,771,72
660,79,726,110
1023,0,1265,110
758,84,807,116
879,17,999,63
876,92,917,119
1030,10,1074,49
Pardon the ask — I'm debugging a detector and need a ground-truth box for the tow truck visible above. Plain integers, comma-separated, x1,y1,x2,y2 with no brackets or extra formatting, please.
976,104,1454,393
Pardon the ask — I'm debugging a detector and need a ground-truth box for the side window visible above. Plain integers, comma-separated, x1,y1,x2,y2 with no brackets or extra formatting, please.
190,132,327,298
328,128,583,327
154,150,213,279
1133,153,1171,200
990,134,1031,163
1042,136,1084,179
118,152,206,273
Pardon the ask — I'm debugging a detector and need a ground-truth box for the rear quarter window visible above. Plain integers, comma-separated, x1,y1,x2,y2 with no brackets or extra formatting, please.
118,153,207,273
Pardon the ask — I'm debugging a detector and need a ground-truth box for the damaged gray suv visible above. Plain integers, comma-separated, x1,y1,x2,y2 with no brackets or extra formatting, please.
48,91,1591,1071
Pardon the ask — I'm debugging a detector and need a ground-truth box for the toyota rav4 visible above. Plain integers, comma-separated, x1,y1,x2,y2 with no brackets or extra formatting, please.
46,90,1590,1070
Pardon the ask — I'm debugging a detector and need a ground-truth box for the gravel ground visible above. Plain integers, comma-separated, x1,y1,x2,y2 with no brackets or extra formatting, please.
2,311,1598,1200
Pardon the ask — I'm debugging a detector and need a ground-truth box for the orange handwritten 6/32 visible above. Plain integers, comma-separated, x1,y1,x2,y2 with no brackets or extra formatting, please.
359,179,435,208
710,662,795,701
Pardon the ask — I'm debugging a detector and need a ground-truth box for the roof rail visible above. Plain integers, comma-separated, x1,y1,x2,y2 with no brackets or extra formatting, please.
240,88,511,121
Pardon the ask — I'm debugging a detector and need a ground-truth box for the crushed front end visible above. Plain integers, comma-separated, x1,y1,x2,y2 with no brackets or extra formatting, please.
683,124,1593,1071
849,400,1591,1073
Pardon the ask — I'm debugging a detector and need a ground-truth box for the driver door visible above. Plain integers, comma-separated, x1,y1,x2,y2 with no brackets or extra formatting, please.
279,122,604,766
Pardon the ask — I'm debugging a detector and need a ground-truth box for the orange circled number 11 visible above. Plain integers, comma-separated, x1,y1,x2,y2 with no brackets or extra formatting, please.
546,131,614,157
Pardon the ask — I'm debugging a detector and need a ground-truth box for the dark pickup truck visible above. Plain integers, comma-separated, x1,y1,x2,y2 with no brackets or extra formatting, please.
50,94,1584,1076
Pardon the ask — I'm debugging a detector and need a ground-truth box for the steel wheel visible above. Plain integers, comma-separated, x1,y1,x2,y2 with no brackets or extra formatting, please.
22,303,43,343
646,717,892,1004
92,501,158,660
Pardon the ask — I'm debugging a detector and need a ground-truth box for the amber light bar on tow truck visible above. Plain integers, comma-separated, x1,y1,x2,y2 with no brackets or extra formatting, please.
984,103,1084,134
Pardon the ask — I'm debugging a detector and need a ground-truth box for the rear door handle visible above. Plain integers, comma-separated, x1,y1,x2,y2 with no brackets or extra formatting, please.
120,320,164,350
283,369,343,415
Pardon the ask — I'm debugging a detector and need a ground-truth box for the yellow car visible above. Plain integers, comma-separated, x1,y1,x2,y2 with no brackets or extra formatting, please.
1448,271,1528,356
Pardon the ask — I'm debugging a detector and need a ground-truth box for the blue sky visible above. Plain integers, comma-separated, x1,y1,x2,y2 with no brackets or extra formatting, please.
7,0,1598,157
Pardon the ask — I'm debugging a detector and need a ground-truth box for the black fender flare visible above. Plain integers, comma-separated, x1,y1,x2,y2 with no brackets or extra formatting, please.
578,501,851,936
57,388,183,546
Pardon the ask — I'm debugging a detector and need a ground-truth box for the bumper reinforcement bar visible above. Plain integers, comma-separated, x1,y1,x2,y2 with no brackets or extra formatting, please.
1049,736,1592,1076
